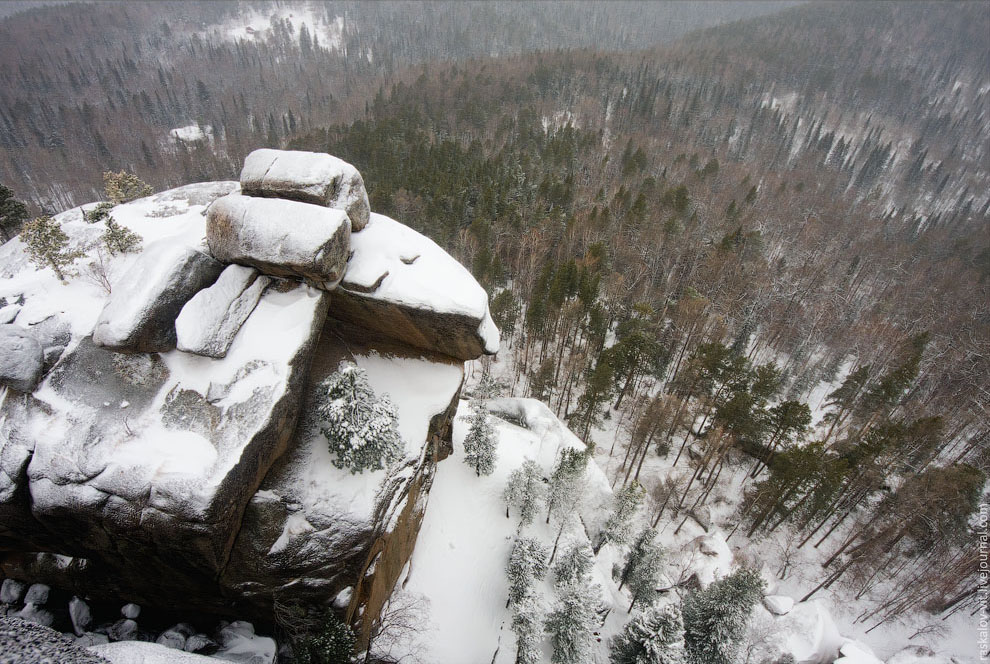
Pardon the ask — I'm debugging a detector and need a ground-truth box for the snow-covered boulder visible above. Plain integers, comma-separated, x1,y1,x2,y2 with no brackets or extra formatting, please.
681,532,733,587
1,578,25,604
763,594,795,615
836,641,885,664
23,582,49,604
332,213,499,361
175,264,269,358
92,640,216,663
92,241,223,352
240,148,371,230
0,325,44,392
206,193,351,288
70,596,92,636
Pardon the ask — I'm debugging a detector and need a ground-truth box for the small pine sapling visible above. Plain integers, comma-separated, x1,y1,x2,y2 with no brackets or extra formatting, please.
503,459,545,526
84,201,114,223
103,218,142,255
317,361,403,474
546,447,590,523
609,603,685,664
596,481,646,553
463,399,497,476
506,537,549,608
20,215,84,281
682,568,764,664
103,170,152,204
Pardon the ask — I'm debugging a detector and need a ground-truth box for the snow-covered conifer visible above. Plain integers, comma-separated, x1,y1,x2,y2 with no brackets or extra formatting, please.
463,400,497,476
546,447,589,523
476,366,507,398
621,527,665,611
609,603,685,664
503,459,545,525
317,361,403,474
552,542,594,588
21,215,84,281
510,590,544,664
596,481,646,553
506,538,549,607
545,580,603,664
682,568,764,664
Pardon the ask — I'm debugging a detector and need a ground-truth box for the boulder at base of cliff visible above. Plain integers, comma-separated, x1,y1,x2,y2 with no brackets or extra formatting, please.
239,148,371,231
175,264,270,358
332,213,500,361
206,193,350,288
92,241,223,353
0,324,44,392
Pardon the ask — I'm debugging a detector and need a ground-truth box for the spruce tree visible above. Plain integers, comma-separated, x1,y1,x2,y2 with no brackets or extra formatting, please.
610,603,685,664
463,400,497,476
552,542,594,588
682,568,764,664
510,590,544,664
545,580,603,664
619,527,666,611
506,538,549,607
597,482,645,553
546,447,589,523
293,610,355,664
317,361,403,474
503,459,545,525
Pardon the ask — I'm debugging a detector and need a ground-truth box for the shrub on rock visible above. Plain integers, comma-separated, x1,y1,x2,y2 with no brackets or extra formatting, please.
317,361,403,474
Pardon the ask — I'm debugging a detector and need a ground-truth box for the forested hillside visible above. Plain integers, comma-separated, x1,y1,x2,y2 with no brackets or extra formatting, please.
0,0,790,209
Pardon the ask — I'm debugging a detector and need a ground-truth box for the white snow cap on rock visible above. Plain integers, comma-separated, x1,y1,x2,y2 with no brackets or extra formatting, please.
91,641,217,663
175,263,269,358
240,148,371,230
763,594,795,615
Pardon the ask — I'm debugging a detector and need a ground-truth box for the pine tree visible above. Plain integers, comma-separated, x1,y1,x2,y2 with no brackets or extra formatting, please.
682,568,764,664
506,538,549,607
617,528,666,611
84,201,114,223
102,218,142,255
20,215,84,281
103,170,152,204
552,542,594,588
317,361,403,474
503,459,545,525
0,183,29,241
293,610,355,664
597,482,645,553
463,400,497,476
545,580,603,664
610,603,685,664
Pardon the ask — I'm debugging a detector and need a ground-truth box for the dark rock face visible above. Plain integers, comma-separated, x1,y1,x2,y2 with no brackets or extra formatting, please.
92,241,223,353
0,326,44,393
206,193,350,288
330,287,492,361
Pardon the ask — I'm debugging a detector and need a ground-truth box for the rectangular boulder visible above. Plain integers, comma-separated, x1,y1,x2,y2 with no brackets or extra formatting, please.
240,148,370,231
176,264,270,359
92,241,223,353
206,193,350,289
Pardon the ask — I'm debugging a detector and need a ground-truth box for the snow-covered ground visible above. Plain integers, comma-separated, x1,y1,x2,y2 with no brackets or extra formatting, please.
462,348,979,663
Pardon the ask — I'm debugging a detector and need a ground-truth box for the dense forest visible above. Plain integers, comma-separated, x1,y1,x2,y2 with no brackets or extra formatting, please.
1,0,987,652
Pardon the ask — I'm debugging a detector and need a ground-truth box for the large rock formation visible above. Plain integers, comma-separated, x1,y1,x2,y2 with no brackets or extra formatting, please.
0,151,498,649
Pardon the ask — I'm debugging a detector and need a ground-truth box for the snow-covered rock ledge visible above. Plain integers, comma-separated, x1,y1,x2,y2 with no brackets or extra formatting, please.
332,213,500,361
